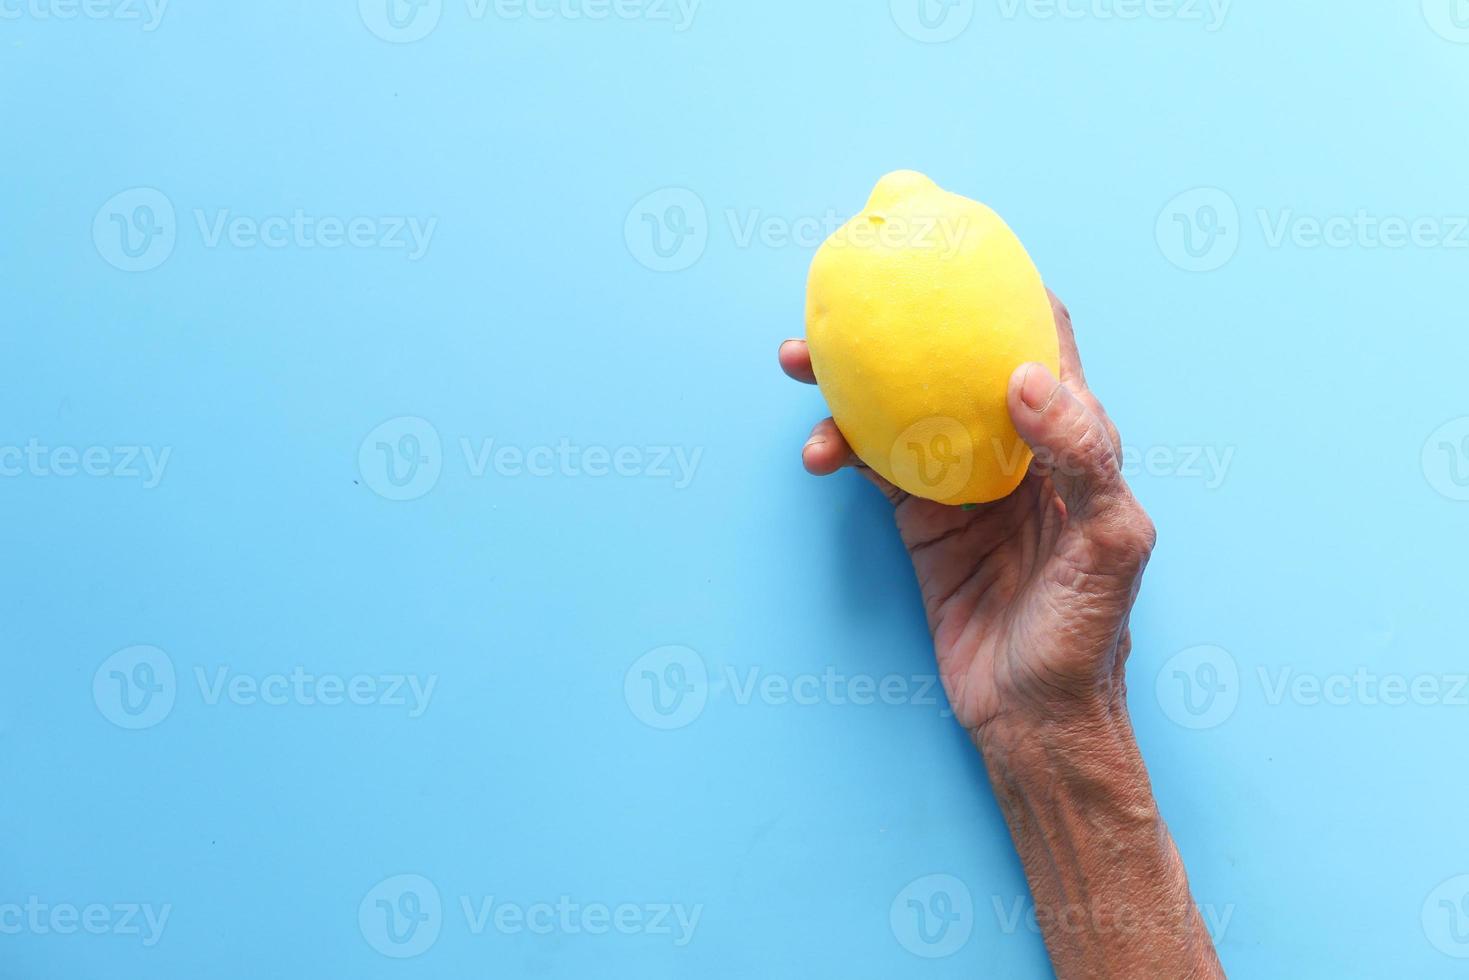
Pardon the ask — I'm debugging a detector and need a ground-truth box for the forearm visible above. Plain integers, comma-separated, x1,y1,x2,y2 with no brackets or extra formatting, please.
976,700,1225,980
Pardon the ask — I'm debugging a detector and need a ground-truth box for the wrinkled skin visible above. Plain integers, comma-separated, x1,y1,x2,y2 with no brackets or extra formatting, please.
778,291,1157,735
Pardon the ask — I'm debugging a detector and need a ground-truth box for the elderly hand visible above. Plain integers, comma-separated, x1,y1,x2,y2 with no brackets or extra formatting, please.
779,291,1224,979
779,290,1155,740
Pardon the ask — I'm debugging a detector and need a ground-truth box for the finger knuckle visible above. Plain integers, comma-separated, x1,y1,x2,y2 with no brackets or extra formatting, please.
1132,510,1158,554
1119,509,1158,563
1093,503,1156,568
1059,415,1116,476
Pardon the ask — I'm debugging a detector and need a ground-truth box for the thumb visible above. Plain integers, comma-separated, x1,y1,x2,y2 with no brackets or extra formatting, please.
1006,362,1129,521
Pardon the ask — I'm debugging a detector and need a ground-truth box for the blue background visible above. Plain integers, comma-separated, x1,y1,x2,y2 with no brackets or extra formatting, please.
4,1,1469,977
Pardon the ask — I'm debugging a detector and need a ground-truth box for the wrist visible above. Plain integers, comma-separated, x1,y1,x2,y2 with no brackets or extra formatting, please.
973,693,1160,832
968,629,1136,753
971,686,1130,759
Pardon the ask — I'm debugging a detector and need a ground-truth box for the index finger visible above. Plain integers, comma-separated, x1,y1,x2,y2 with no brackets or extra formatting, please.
1045,288,1122,453
1048,289,1087,390
778,339,818,385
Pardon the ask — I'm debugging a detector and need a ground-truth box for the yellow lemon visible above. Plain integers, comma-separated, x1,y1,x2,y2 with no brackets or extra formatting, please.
805,171,1060,505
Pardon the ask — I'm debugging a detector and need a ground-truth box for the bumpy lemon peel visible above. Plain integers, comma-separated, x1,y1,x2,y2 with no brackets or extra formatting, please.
805,171,1060,505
